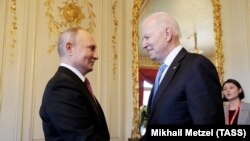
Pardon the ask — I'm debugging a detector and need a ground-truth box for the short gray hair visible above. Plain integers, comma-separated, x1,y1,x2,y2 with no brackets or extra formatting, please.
143,12,182,38
57,26,84,57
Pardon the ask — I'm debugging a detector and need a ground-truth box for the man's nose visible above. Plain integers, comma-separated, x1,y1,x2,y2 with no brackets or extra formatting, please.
93,51,99,60
142,41,148,49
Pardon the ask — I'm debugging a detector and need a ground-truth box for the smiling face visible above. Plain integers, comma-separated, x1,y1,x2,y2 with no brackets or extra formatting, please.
61,29,98,75
141,22,168,63
72,30,98,75
140,12,181,64
222,82,242,101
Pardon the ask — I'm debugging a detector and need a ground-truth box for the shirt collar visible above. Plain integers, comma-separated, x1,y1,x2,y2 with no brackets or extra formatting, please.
60,63,86,83
163,45,183,66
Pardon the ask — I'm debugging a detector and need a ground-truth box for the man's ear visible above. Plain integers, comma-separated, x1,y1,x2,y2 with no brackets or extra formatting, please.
165,27,172,41
65,42,73,55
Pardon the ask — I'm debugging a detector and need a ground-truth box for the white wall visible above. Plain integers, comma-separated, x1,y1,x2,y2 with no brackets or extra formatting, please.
0,0,134,141
221,0,250,102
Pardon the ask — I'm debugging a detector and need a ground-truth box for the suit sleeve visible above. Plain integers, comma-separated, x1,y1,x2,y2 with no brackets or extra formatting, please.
185,56,225,124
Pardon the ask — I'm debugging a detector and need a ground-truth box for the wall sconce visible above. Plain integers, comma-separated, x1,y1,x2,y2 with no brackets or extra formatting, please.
189,31,204,54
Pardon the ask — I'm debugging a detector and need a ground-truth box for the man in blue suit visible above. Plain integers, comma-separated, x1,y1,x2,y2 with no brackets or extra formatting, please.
40,27,110,141
140,11,224,134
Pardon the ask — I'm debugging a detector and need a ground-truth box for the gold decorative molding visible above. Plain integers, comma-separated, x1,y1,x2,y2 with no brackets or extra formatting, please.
1,0,18,112
139,56,160,69
212,0,224,83
132,0,224,138
131,0,145,139
111,0,118,79
9,0,18,65
59,2,85,25
44,0,96,54
10,0,17,49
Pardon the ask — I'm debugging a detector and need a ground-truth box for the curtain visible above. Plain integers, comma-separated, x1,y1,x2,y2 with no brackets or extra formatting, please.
139,68,157,106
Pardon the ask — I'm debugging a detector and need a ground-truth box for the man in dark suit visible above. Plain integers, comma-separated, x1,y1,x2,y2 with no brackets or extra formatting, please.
140,11,225,138
39,27,110,141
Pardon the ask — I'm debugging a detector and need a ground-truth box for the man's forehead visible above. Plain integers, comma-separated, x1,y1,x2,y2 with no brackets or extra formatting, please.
77,31,95,41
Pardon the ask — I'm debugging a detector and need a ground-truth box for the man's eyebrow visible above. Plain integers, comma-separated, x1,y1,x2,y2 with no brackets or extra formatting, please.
87,45,97,50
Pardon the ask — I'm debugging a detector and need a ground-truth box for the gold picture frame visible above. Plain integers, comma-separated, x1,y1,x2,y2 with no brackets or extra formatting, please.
131,0,224,138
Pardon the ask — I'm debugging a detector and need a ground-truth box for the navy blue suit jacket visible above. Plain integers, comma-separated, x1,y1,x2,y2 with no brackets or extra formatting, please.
147,48,225,125
40,67,110,141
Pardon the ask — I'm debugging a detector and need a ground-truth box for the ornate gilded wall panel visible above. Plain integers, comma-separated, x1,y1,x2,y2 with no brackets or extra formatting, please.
44,0,96,53
10,0,17,49
0,0,18,112
111,0,118,78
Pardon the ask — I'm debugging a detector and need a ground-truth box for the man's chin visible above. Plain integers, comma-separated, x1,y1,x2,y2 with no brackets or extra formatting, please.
87,66,93,72
149,56,156,61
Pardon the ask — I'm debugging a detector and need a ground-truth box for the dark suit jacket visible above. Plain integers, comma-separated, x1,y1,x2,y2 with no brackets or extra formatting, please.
40,66,110,141
147,48,225,125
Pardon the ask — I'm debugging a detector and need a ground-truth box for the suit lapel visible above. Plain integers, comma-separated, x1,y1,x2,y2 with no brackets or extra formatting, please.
149,48,187,121
79,80,103,120
58,67,102,119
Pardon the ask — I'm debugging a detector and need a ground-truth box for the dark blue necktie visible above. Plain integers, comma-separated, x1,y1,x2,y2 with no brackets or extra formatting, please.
152,64,167,103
